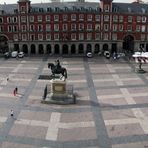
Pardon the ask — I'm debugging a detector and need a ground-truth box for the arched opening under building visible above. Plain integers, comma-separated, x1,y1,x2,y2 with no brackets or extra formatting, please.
103,44,109,51
94,44,100,54
146,44,148,52
39,44,44,54
86,44,92,53
123,35,134,54
54,44,60,54
31,44,36,54
71,44,76,54
46,44,51,54
0,35,8,53
78,44,84,54
22,44,28,54
62,44,68,54
14,44,19,52
111,43,117,54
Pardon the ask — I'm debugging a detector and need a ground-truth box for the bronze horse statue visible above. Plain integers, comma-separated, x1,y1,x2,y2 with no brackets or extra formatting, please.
48,60,67,80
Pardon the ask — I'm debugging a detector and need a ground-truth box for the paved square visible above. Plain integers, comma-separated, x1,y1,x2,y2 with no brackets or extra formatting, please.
0,56,148,148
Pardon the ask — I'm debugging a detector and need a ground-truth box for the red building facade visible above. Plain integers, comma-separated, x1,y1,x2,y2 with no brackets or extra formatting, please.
0,0,148,55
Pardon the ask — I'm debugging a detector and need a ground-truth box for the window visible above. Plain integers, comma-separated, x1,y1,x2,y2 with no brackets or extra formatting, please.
22,34,27,41
79,33,84,40
87,15,92,21
54,33,59,40
13,26,18,32
113,24,117,31
104,24,109,31
38,34,43,40
119,24,123,31
0,17,3,23
63,15,68,21
112,33,117,40
30,34,35,41
141,34,145,41
95,33,100,40
142,25,146,32
113,15,118,22
79,14,84,21
142,16,146,23
137,16,141,22
104,33,109,40
104,15,109,22
127,25,132,31
54,24,59,31
0,26,4,32
104,5,109,12
21,6,25,12
128,16,132,22
71,24,76,31
95,15,100,22
13,17,17,23
22,25,26,32
136,25,140,32
71,33,76,40
30,25,35,31
46,34,51,40
8,26,12,32
79,24,84,31
21,16,26,23
13,34,18,41
95,24,100,31
63,24,67,31
119,15,123,22
37,15,42,22
29,16,34,22
87,24,92,31
7,17,12,23
46,15,50,22
46,24,51,31
54,15,59,21
71,14,76,21
87,33,92,40
38,25,43,31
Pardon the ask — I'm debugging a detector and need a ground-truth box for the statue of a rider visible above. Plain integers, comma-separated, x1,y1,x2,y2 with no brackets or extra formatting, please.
55,59,61,72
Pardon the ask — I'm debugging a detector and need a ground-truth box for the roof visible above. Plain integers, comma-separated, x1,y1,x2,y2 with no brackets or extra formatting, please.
0,1,148,14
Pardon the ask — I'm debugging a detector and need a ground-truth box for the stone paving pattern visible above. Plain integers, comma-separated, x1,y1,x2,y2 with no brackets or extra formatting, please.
0,56,148,148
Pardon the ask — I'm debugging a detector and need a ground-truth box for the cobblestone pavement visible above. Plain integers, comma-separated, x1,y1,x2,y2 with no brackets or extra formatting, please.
0,56,148,148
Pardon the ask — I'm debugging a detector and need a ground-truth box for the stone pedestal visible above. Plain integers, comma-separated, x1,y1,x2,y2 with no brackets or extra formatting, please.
41,79,76,104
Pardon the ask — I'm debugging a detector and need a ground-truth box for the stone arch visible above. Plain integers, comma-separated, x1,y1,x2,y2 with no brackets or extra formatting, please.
123,35,134,53
78,44,84,54
22,44,28,54
54,44,60,54
0,35,9,53
103,44,109,51
71,44,76,54
86,44,92,53
38,44,44,54
94,44,100,54
30,44,36,54
62,44,68,54
46,44,51,54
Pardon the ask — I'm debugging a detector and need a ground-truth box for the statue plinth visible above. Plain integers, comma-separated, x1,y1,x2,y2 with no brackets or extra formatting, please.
42,79,76,104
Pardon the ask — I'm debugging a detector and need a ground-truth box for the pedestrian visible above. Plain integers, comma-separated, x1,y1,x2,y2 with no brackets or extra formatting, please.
15,87,18,94
13,89,16,96
10,110,14,117
7,77,9,81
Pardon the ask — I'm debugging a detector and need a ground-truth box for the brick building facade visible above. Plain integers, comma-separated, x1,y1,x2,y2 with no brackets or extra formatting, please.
0,0,148,55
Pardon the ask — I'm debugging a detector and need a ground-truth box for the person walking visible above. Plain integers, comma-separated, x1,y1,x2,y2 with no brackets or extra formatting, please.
10,110,14,117
13,89,16,96
15,87,18,94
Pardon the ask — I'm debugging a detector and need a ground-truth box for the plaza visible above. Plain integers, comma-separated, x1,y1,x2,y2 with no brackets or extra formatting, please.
0,56,148,148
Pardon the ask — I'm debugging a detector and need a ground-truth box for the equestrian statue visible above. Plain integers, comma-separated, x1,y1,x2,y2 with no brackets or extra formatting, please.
48,59,67,80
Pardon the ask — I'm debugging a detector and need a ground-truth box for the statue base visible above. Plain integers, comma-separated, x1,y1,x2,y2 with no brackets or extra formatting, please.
135,68,146,74
41,79,76,105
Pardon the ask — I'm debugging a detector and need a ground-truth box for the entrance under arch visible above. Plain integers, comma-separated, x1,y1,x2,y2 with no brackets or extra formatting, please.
78,44,84,54
94,44,100,54
22,44,28,54
0,35,8,53
31,44,36,54
39,44,44,54
62,44,68,54
71,44,76,54
86,44,92,53
123,35,134,53
103,44,109,51
54,44,60,54
46,44,51,54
